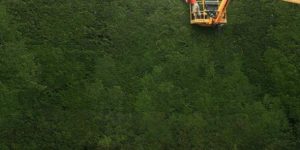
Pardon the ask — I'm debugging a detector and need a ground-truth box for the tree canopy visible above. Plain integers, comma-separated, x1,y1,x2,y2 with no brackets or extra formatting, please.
0,0,299,149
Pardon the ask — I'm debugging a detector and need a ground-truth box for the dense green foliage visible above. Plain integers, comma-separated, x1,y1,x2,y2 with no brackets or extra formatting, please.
0,0,299,149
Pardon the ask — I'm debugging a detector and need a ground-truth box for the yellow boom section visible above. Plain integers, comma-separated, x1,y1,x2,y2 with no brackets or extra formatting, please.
283,0,300,4
215,0,230,23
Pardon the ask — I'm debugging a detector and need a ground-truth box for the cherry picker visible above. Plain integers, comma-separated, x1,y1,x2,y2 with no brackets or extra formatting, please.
188,0,229,27
187,0,300,27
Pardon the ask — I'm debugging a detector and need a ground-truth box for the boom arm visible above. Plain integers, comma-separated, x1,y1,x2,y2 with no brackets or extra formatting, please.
215,0,230,23
283,0,300,4
213,0,299,24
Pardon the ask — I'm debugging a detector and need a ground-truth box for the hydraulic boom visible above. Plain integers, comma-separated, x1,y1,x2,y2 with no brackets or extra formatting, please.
283,0,300,4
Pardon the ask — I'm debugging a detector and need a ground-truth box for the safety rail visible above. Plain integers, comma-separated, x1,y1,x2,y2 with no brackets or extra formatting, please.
189,0,229,26
190,0,221,20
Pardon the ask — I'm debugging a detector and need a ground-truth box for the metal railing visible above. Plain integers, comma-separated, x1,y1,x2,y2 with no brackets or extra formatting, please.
190,0,221,20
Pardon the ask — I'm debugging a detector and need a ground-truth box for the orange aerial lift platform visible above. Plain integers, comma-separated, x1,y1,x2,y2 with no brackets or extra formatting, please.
188,0,300,27
189,0,229,27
